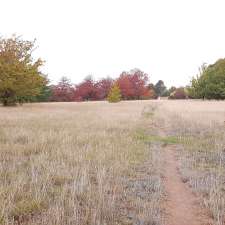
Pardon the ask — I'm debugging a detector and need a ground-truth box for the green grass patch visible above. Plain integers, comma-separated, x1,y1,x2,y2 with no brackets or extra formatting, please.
134,129,182,145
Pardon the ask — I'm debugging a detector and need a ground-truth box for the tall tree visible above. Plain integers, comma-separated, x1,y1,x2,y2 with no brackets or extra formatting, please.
189,59,225,99
0,35,46,106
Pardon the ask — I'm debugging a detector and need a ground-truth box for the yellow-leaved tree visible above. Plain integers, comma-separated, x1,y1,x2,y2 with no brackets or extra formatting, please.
0,35,47,106
107,83,121,103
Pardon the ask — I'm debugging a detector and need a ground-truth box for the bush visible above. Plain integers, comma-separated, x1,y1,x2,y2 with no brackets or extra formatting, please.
169,88,188,99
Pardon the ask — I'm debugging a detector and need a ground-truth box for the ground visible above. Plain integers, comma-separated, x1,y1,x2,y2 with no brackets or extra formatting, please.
0,100,225,225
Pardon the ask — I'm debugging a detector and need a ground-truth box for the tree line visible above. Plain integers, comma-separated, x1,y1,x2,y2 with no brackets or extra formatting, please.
0,35,225,106
35,72,173,102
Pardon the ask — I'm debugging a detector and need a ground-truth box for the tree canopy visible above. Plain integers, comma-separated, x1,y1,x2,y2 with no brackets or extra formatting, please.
154,80,167,97
0,35,47,106
117,69,149,100
189,59,225,99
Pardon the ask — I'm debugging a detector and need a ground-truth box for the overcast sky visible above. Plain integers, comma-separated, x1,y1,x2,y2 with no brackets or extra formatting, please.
1,0,225,87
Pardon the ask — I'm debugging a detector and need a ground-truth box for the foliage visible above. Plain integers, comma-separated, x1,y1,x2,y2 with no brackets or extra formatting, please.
154,80,167,97
169,87,188,99
0,43,156,104
95,77,113,100
51,76,74,102
35,85,52,102
188,59,225,99
0,35,46,106
73,69,151,102
107,83,121,103
117,69,149,100
147,83,158,99
74,76,112,101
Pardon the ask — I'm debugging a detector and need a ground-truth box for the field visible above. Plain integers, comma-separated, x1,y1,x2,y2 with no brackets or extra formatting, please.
0,100,225,225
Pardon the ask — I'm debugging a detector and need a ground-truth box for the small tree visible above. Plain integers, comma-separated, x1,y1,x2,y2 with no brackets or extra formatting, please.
107,83,121,103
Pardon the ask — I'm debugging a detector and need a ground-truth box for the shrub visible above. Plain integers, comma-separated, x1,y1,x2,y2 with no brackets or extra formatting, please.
169,87,188,99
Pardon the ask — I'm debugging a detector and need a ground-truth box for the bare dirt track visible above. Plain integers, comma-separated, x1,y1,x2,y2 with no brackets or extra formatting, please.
163,145,212,225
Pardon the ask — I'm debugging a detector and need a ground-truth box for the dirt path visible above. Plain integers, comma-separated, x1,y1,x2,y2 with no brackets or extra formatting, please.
163,146,212,225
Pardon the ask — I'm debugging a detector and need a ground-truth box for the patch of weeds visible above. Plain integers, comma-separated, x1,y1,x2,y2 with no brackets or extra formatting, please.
11,198,47,221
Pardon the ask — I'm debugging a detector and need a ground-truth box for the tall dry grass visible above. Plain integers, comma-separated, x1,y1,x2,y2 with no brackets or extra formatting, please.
155,100,225,225
0,101,163,225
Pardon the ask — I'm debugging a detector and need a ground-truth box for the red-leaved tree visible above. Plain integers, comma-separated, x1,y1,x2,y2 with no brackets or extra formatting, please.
51,76,74,102
74,76,97,101
95,77,113,100
117,69,149,100
74,76,113,101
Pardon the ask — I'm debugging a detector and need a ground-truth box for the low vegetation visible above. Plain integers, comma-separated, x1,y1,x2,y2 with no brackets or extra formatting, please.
0,101,163,225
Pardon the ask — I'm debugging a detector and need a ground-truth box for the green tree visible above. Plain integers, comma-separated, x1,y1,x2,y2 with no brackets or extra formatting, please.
0,35,47,106
154,80,167,97
107,83,121,103
189,59,225,99
34,85,52,102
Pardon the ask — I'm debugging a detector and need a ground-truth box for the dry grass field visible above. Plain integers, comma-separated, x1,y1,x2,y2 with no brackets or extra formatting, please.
0,101,163,225
0,100,225,225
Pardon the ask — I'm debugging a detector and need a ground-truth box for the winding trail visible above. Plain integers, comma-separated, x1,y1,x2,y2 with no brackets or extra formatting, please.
163,145,212,225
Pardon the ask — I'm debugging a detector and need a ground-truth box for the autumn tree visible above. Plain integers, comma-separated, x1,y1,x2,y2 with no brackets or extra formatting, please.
117,69,149,100
74,76,97,101
0,35,46,106
107,83,121,103
147,83,157,99
95,77,113,100
51,76,74,102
